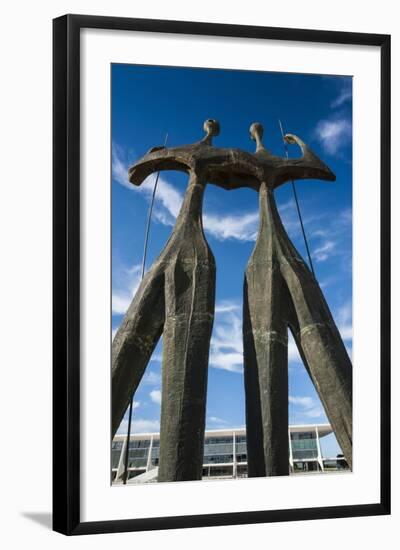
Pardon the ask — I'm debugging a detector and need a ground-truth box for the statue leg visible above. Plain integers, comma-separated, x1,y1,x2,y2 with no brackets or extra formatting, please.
158,256,215,482
262,184,352,468
244,261,289,477
111,266,165,438
243,279,266,477
112,171,215,479
243,183,289,477
282,262,353,469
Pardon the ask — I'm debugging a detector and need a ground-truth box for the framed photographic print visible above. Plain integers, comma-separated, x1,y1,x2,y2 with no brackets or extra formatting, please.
53,14,391,535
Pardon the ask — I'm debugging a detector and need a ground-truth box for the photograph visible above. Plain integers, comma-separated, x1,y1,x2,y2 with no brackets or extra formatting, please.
51,13,390,536
0,1,394,545
110,64,353,486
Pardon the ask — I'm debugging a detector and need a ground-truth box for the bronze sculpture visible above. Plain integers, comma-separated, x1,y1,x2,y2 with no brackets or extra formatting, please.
112,119,352,482
113,119,265,481
243,123,352,476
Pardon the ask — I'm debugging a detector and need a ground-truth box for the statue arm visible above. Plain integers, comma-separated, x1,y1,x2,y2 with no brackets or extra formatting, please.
272,133,336,187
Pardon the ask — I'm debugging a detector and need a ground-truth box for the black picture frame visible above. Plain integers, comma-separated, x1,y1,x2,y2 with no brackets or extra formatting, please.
53,14,391,536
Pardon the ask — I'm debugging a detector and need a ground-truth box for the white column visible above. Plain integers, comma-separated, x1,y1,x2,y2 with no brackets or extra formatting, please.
288,428,293,471
146,435,153,471
315,425,324,472
116,435,128,481
232,431,237,478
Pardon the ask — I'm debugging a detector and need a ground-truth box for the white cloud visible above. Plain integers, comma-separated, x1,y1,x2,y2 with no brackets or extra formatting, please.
289,396,314,408
142,370,161,385
205,198,300,243
303,206,352,272
209,351,243,373
149,389,162,405
112,143,183,221
208,416,229,425
315,117,352,155
112,144,132,190
117,402,160,433
335,301,352,342
277,199,307,239
302,406,325,419
215,301,241,314
209,302,243,373
331,82,352,108
203,211,258,242
339,326,353,341
289,395,325,420
112,263,141,315
312,240,336,262
112,294,133,316
288,334,302,363
338,208,352,226
131,419,160,434
149,352,163,363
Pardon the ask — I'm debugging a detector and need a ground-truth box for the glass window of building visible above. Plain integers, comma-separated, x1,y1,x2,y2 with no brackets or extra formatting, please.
129,439,151,449
111,441,123,469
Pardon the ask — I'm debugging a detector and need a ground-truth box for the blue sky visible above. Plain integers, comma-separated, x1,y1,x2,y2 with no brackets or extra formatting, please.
111,64,352,458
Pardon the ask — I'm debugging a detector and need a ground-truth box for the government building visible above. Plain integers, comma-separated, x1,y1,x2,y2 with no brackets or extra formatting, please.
112,423,349,484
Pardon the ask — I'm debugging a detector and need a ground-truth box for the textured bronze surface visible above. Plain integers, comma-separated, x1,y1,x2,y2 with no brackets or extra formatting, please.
243,124,352,475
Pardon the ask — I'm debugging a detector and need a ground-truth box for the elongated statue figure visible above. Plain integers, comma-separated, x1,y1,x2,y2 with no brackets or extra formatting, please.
113,120,272,481
113,119,352,482
243,123,352,476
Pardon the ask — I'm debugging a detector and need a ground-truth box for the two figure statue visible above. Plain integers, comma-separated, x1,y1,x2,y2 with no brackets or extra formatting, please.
112,120,352,482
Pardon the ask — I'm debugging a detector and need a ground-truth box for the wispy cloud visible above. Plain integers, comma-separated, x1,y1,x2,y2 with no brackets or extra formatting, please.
312,240,336,262
278,199,302,236
112,143,181,227
207,416,229,425
335,300,352,342
209,301,243,373
307,207,352,268
149,389,162,405
209,351,243,373
315,117,352,156
128,419,160,434
203,212,258,242
112,262,141,315
215,301,241,314
142,370,161,385
289,395,325,420
148,352,163,363
289,396,314,408
288,334,302,363
331,81,352,108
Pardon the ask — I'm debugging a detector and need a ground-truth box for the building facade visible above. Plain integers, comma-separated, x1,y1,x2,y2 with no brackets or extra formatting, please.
112,424,349,484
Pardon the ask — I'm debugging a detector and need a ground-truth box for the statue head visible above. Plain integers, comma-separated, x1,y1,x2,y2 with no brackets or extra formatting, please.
248,122,336,188
203,119,220,139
